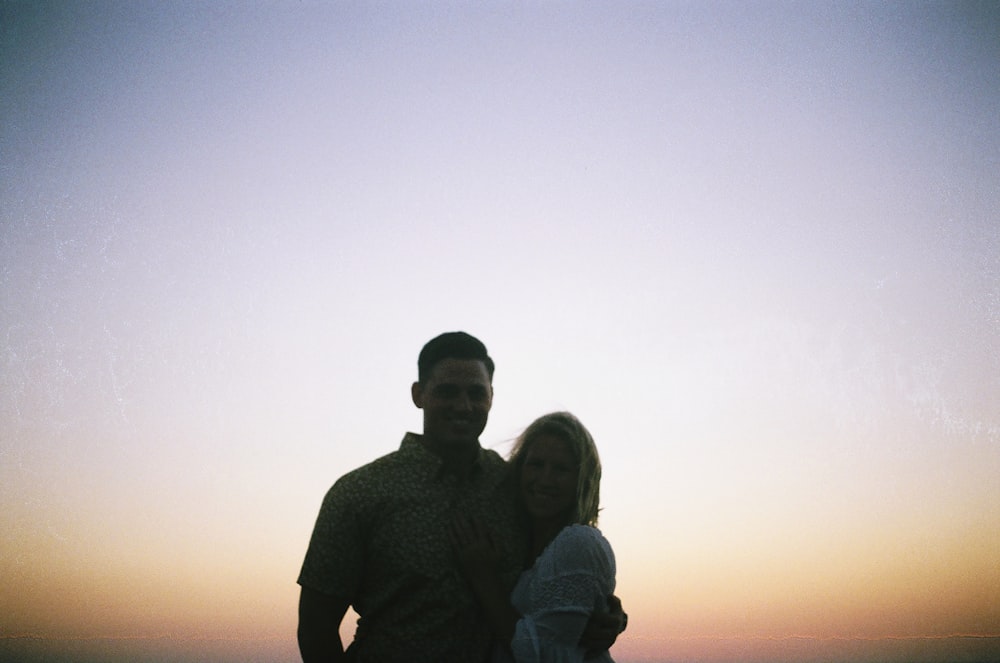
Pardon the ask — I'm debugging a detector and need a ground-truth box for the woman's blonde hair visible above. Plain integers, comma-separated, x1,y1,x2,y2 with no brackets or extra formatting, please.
508,411,602,527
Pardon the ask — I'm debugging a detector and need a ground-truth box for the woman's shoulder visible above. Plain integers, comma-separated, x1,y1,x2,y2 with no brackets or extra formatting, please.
548,524,616,574
556,523,609,546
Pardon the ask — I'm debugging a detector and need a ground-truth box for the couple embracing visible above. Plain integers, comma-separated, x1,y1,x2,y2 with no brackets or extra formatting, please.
298,332,623,663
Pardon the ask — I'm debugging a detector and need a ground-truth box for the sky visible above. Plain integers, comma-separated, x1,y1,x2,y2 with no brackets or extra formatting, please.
2,2,999,662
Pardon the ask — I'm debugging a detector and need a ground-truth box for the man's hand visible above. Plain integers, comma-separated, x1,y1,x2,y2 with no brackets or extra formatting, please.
607,595,627,634
580,594,627,658
449,514,519,643
450,515,500,581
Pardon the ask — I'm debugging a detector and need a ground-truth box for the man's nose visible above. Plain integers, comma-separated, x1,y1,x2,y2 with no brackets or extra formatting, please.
455,392,472,410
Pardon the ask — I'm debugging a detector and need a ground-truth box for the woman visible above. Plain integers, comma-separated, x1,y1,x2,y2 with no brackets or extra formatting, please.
453,411,617,663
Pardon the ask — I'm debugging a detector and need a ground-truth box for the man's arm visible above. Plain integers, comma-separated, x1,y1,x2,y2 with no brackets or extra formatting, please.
297,586,352,663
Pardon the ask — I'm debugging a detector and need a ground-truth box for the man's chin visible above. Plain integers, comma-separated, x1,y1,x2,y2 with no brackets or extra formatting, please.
442,435,479,447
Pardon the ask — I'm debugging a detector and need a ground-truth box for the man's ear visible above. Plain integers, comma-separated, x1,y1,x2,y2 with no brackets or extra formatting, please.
411,381,423,408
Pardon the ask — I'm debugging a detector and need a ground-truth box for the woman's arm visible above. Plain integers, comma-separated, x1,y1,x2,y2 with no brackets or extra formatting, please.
515,526,617,662
451,516,519,644
510,574,599,661
454,522,619,662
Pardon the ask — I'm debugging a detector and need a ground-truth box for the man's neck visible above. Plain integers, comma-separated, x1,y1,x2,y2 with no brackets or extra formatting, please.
420,436,480,475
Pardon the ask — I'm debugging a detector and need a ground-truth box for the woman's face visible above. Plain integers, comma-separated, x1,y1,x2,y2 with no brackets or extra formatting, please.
519,433,578,525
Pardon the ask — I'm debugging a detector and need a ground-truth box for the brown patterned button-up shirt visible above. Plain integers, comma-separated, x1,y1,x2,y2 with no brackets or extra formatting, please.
298,433,524,663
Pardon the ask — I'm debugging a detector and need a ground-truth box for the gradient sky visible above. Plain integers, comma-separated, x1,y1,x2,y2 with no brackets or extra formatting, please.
2,2,999,661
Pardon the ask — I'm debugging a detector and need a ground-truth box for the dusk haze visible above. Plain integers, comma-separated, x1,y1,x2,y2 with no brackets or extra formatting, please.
2,2,998,662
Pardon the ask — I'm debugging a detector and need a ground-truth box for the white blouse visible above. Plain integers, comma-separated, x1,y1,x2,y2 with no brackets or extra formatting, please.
494,524,617,663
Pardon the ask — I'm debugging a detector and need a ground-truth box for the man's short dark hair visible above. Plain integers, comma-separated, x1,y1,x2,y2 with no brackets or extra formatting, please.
417,331,495,383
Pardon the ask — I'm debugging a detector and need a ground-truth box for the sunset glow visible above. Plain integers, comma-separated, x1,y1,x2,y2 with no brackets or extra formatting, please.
2,2,998,662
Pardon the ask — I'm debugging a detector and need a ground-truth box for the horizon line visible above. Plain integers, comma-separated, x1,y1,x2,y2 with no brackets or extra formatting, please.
5,633,1000,642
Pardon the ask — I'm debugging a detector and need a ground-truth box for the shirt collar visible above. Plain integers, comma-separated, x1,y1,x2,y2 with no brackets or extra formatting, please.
400,432,486,480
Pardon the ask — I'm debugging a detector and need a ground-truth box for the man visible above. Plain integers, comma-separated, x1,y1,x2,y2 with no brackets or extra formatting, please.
298,332,620,662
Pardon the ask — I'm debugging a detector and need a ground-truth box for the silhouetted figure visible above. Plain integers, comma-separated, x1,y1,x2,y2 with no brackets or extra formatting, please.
453,412,618,662
297,332,623,663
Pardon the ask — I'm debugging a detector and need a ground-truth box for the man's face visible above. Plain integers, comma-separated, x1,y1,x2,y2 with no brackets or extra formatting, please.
412,358,493,448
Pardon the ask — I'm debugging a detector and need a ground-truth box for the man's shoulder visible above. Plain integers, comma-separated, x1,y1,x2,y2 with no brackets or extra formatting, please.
477,445,508,469
324,435,422,491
